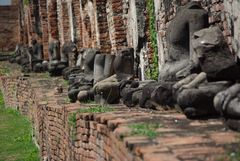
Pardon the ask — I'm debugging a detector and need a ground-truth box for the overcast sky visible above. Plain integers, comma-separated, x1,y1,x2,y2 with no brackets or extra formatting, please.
0,0,11,5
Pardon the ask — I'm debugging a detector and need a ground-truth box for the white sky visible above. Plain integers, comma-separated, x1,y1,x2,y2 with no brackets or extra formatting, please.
0,0,11,6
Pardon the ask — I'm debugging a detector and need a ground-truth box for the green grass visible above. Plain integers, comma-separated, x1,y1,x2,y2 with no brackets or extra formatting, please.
78,105,114,113
228,151,240,161
0,91,40,161
217,136,240,161
37,72,50,79
82,100,96,104
218,146,240,161
0,67,10,76
218,152,240,161
68,112,77,141
61,80,69,88
129,123,162,139
24,0,29,5
68,112,77,128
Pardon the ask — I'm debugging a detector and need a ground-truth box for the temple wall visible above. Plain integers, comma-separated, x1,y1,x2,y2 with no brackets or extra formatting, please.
0,0,19,51
2,0,240,75
223,0,240,59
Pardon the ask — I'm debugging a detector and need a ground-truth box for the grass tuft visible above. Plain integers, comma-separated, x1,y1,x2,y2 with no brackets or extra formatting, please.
218,144,240,161
68,112,77,141
129,123,162,139
0,67,10,76
78,105,114,113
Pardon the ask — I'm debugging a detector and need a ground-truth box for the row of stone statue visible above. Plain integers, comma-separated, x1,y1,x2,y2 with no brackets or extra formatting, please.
64,25,240,131
9,1,240,131
9,39,74,75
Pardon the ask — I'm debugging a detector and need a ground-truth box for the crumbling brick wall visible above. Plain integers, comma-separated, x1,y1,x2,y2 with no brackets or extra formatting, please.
0,76,138,161
13,0,240,74
0,3,19,51
0,77,19,108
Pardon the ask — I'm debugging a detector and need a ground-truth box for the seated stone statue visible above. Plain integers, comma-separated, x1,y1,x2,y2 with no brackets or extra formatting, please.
174,72,232,118
192,27,240,81
174,27,240,118
61,41,77,66
19,47,32,73
138,81,175,109
30,39,46,72
93,48,134,104
78,53,116,103
61,42,84,80
9,44,24,63
68,49,99,102
62,48,87,80
214,84,240,131
159,1,208,81
10,44,32,73
120,80,156,107
48,39,64,76
10,41,46,73
91,74,119,104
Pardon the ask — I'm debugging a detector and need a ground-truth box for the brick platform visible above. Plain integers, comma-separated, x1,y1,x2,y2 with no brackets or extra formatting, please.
0,63,239,161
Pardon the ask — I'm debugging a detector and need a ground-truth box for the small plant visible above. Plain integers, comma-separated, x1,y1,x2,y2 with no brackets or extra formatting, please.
78,105,114,113
0,67,10,76
218,152,240,161
40,72,50,78
217,136,240,161
83,99,96,104
24,0,29,5
68,112,77,141
129,123,162,139
68,112,77,128
61,80,69,88
228,151,240,161
0,90,4,108
146,0,159,80
65,97,71,104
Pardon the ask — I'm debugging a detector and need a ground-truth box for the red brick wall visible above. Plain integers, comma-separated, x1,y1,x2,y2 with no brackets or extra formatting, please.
0,76,138,161
47,0,59,40
72,0,83,48
0,76,19,109
0,5,19,51
39,0,49,59
80,0,98,49
15,0,239,70
96,0,112,54
61,1,71,44
107,0,127,53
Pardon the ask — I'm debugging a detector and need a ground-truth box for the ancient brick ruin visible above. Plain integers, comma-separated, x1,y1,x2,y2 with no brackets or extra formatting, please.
0,0,20,51
1,0,240,161
1,0,240,75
